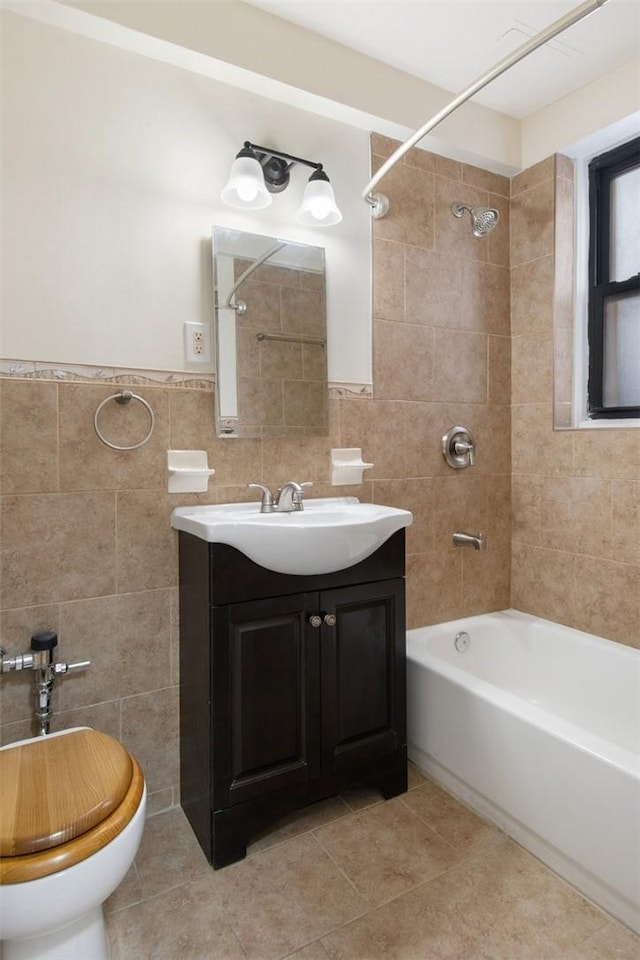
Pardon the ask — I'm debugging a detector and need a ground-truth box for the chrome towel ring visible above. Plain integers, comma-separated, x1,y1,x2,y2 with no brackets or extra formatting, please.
93,390,155,451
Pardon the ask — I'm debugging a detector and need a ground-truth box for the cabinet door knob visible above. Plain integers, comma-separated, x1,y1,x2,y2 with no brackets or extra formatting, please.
323,614,337,627
308,615,322,628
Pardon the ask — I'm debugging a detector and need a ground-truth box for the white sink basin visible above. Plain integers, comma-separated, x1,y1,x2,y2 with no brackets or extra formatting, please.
171,497,412,575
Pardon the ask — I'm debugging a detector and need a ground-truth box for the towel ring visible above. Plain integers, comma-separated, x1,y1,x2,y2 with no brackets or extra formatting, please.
94,390,155,451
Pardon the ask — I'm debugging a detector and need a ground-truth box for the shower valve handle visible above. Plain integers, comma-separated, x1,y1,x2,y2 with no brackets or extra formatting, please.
442,426,476,470
453,439,475,466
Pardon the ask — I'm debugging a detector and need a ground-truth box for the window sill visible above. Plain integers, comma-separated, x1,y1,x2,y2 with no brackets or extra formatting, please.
577,418,640,430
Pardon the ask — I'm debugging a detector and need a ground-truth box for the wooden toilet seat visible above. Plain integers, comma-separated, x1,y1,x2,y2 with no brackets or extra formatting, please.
0,729,144,884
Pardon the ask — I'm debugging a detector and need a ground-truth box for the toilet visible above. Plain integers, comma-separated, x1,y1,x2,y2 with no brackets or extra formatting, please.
0,727,146,960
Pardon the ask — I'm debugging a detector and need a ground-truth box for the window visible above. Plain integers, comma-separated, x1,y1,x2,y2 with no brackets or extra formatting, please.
587,136,640,419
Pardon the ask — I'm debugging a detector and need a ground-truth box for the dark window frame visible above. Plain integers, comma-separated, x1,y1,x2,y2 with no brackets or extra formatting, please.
587,135,640,419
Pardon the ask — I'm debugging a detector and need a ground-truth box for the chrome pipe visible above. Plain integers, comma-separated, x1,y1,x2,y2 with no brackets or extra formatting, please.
362,0,609,209
34,660,56,737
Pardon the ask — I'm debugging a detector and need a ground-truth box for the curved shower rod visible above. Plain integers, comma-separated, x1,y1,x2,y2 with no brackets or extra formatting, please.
221,240,287,312
362,0,609,218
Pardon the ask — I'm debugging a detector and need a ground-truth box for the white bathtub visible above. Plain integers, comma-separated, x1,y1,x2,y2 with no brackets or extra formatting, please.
406,609,640,933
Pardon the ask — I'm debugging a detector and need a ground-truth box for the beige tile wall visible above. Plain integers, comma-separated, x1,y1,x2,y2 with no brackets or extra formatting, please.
0,378,345,809
370,134,512,630
0,380,181,811
510,156,640,650
0,136,513,803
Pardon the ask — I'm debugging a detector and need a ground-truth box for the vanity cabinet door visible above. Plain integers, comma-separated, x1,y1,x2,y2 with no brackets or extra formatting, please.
213,593,321,808
319,579,406,774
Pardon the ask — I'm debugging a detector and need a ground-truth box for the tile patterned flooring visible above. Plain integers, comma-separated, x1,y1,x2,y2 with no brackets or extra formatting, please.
106,766,640,960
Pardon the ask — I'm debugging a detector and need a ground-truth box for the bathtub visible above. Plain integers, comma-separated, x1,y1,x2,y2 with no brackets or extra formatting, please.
406,609,640,933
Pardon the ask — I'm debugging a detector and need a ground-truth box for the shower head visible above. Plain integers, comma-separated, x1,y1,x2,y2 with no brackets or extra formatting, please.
451,201,500,237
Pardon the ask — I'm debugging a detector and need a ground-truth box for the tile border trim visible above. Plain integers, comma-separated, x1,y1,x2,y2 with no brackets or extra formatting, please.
0,359,215,390
1,359,373,398
328,383,373,399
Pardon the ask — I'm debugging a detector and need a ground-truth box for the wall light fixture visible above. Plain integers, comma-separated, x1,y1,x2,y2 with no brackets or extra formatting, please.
221,141,342,226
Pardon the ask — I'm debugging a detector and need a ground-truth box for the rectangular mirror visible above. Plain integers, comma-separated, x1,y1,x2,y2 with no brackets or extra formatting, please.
212,227,328,438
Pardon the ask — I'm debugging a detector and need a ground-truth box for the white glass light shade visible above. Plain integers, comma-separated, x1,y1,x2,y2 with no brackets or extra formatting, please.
296,177,342,227
221,156,272,210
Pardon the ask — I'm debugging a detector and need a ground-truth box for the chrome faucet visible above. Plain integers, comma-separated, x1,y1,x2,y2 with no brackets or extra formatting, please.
247,481,313,513
274,481,312,512
452,531,486,551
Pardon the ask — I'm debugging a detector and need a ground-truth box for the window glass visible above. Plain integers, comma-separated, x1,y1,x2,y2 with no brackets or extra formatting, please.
587,135,640,419
603,290,640,408
610,166,640,282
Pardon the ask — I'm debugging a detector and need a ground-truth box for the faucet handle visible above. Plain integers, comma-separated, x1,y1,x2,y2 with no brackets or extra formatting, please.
291,481,313,511
247,483,274,513
453,439,475,466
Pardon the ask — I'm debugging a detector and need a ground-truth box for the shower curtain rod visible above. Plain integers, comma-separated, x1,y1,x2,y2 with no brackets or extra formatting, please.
222,240,286,310
362,0,609,216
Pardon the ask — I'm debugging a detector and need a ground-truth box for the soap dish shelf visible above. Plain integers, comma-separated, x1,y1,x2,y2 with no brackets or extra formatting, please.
167,450,215,493
330,448,373,486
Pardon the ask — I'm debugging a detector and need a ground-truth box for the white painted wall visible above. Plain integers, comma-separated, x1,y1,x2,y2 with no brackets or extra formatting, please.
51,0,640,178
521,55,640,169
3,3,636,385
58,0,521,174
1,12,372,384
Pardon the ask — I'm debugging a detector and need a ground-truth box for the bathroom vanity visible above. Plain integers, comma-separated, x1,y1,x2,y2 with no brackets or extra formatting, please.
175,501,409,868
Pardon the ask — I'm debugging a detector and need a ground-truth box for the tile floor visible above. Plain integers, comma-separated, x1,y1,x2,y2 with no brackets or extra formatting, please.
105,766,640,960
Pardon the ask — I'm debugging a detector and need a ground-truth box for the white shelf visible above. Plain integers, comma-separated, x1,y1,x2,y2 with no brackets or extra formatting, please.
330,448,373,486
167,450,215,493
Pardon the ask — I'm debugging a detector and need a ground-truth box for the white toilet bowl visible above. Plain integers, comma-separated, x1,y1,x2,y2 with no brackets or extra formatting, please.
0,727,146,960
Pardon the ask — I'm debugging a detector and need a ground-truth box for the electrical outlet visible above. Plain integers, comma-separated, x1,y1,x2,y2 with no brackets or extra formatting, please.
184,321,211,364
193,330,204,355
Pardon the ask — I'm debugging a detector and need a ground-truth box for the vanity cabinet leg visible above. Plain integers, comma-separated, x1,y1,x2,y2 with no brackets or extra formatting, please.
211,810,247,869
379,750,408,800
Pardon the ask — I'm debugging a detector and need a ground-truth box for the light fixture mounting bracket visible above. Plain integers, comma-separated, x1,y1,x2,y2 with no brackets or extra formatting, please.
243,141,323,195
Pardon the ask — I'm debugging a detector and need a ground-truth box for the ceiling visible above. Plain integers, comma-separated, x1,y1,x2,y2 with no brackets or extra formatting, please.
242,0,640,119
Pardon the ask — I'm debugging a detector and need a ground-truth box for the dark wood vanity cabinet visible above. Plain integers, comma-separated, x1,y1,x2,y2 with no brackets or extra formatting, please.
178,530,407,868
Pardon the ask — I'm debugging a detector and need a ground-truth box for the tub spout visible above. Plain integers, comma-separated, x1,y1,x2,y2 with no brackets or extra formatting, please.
452,531,485,551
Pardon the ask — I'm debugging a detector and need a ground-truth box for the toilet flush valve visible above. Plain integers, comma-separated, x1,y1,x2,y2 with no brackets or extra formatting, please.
0,630,90,674
0,630,90,736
